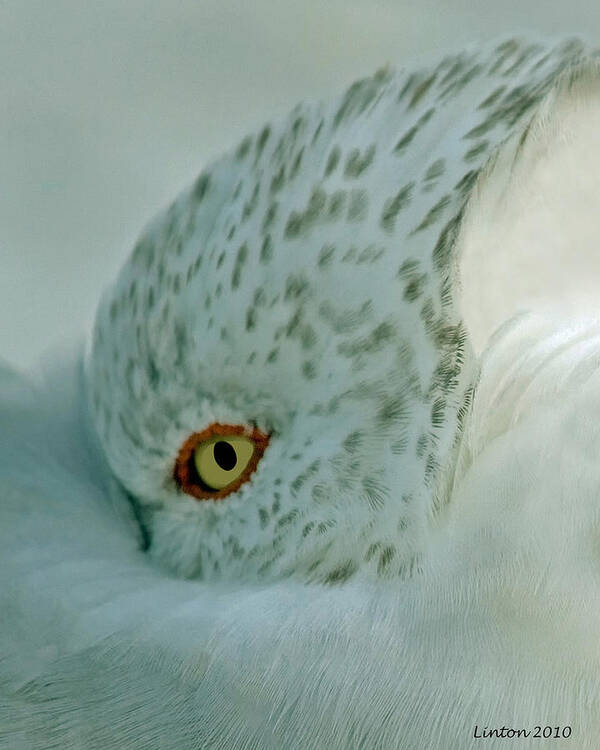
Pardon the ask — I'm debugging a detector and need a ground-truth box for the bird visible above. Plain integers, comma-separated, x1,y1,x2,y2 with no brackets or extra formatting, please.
2,33,600,749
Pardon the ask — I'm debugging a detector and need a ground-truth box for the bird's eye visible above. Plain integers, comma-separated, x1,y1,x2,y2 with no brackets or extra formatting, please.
194,436,254,489
174,423,270,501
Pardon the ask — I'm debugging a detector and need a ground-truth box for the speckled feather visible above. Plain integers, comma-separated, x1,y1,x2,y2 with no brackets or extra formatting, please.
88,35,591,584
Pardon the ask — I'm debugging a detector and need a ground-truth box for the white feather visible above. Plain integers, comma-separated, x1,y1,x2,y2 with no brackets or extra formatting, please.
4,35,600,749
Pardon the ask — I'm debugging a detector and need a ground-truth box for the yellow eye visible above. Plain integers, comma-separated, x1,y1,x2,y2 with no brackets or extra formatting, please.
174,423,270,501
193,436,254,490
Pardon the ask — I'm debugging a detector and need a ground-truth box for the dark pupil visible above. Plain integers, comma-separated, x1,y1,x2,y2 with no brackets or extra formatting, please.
213,441,237,471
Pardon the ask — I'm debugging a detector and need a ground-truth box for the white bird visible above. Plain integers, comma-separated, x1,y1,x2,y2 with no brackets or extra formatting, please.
2,34,600,749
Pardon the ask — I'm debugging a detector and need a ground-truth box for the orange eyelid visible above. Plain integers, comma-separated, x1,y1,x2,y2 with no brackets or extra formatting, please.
174,422,270,501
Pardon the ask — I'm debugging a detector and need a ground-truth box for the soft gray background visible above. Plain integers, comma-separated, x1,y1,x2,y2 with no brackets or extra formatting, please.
2,0,599,369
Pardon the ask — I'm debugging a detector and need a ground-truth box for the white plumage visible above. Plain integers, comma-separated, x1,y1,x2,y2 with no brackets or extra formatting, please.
2,34,600,748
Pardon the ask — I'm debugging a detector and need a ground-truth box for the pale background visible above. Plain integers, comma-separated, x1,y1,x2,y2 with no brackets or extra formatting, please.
2,0,599,369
